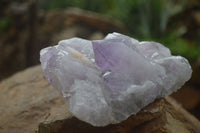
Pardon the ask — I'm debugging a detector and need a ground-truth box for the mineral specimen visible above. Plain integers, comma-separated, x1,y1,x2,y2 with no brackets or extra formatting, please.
40,32,192,126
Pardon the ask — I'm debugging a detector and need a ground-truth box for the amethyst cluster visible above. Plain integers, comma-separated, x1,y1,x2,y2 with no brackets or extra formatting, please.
40,32,192,126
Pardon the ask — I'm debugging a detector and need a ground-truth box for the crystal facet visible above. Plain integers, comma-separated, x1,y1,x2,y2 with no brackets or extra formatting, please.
40,32,192,126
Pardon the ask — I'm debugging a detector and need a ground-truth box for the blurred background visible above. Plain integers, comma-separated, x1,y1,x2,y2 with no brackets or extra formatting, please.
0,0,200,120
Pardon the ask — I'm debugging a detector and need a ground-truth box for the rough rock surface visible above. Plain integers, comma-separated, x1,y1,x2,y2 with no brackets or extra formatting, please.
0,66,71,133
0,65,199,133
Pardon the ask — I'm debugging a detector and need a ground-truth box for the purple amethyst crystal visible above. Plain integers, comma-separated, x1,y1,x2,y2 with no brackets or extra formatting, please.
40,32,192,126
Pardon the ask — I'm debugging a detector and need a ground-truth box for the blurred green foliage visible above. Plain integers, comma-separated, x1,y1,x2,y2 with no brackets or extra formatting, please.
0,17,10,32
39,0,200,61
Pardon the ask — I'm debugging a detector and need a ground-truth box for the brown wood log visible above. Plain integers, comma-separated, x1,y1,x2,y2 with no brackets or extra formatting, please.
0,65,199,133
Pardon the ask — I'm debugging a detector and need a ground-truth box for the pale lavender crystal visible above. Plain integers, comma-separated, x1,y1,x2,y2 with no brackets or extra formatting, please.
40,32,192,126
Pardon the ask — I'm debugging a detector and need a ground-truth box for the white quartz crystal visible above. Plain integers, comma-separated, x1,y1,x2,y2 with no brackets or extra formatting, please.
40,32,192,126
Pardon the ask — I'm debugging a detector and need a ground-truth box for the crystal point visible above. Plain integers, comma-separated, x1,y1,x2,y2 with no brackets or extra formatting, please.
40,32,192,126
